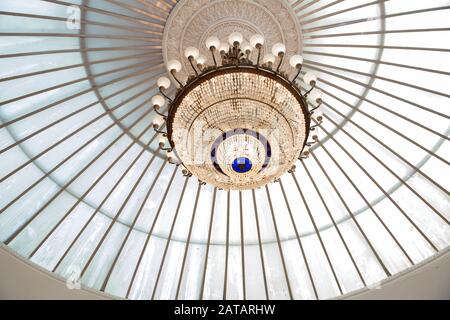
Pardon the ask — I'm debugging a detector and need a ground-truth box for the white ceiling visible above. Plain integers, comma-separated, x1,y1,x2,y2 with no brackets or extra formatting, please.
1,245,448,299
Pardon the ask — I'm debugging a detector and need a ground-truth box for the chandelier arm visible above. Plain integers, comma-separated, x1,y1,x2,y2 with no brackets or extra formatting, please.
310,122,322,130
153,106,167,119
232,44,241,66
276,53,285,73
188,57,199,76
256,45,262,67
170,70,184,87
210,48,218,67
159,88,173,102
303,82,316,98
310,102,322,113
299,146,311,160
306,137,320,147
154,128,168,135
292,65,303,82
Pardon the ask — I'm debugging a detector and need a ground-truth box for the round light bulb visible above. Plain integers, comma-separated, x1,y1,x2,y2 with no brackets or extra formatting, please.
309,89,323,103
218,43,229,54
302,146,311,157
167,60,182,73
167,151,180,164
304,72,318,85
151,95,165,108
314,111,324,122
197,55,207,65
228,32,243,46
158,134,169,148
184,46,200,60
289,54,304,68
152,114,165,129
205,36,221,50
250,34,265,48
157,77,171,90
180,165,190,176
271,43,286,57
241,42,253,54
263,53,276,64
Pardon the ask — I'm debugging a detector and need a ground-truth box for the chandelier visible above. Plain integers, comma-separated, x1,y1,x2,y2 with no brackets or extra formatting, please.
151,32,324,190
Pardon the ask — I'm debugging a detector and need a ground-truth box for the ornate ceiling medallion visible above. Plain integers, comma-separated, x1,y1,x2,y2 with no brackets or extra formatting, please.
162,0,303,80
152,32,324,190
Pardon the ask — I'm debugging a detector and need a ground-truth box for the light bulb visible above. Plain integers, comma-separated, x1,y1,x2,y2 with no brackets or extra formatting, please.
157,77,171,90
304,72,318,85
158,134,169,148
151,95,165,108
167,151,180,164
302,146,311,157
241,42,253,54
219,43,229,54
314,111,324,122
167,59,182,73
250,34,265,48
180,165,189,176
309,89,323,103
184,46,200,60
228,32,243,46
205,36,221,50
197,55,207,65
263,53,276,64
152,114,165,129
271,43,286,57
289,54,304,68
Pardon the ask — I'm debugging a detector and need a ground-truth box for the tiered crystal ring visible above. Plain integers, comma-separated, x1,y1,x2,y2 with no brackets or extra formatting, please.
167,67,309,189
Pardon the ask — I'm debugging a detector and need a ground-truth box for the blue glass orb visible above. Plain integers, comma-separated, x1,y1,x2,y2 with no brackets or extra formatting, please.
232,157,252,173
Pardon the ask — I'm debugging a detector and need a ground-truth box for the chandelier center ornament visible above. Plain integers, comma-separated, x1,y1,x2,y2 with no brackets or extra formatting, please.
153,32,324,190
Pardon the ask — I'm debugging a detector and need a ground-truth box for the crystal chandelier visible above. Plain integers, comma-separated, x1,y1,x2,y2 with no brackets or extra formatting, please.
152,32,324,190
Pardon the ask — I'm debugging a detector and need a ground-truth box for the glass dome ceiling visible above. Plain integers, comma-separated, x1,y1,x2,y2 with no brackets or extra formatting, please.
0,0,449,300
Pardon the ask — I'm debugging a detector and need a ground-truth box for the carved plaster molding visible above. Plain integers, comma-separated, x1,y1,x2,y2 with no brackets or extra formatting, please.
162,0,302,79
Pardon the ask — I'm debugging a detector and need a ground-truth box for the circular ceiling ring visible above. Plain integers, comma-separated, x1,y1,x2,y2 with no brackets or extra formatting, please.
0,0,448,301
0,1,446,240
0,0,443,241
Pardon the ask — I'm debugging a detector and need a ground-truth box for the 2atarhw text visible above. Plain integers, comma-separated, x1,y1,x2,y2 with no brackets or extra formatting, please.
174,304,276,317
